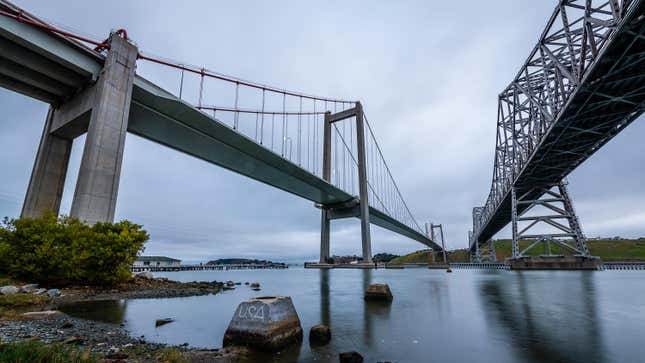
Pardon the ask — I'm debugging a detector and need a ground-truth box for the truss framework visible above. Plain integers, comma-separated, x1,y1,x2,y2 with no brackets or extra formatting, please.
470,0,644,248
511,180,590,258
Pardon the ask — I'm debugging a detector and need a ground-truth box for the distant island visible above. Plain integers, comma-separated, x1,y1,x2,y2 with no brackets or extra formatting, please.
206,258,286,267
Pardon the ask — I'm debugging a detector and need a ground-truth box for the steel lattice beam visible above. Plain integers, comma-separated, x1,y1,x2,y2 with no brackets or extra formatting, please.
471,0,645,251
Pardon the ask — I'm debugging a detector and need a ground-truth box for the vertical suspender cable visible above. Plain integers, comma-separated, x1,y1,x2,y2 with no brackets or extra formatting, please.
198,68,205,108
350,115,354,194
234,82,240,130
255,112,259,141
334,126,338,186
313,100,317,175
307,112,311,171
179,67,185,99
271,113,275,150
260,89,265,144
282,93,286,157
298,96,302,165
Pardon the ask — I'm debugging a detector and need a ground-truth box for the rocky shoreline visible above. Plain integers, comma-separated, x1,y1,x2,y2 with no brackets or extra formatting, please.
54,276,223,304
0,275,258,362
0,314,252,362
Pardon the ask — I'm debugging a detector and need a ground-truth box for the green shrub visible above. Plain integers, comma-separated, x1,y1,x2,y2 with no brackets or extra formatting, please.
0,340,99,363
0,212,148,286
0,294,51,308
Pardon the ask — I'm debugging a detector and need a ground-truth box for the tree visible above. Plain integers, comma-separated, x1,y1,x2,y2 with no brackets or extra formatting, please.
0,212,148,286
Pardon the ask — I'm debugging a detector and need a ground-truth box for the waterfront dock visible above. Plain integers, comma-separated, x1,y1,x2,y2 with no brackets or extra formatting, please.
131,263,288,272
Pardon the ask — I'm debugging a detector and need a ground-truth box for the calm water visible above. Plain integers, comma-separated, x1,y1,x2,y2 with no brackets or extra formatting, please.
61,268,645,362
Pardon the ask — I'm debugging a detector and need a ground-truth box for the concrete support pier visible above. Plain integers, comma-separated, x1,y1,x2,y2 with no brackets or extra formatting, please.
22,33,137,224
354,102,372,263
21,107,72,218
319,112,332,263
70,35,137,224
318,104,373,264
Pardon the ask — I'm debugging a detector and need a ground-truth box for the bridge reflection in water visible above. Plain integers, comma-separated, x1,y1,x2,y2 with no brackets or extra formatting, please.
478,272,604,363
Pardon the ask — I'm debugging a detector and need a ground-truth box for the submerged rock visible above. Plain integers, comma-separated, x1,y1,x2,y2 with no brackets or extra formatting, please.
155,318,175,327
223,296,303,351
0,285,19,295
309,324,331,345
250,282,260,288
364,284,393,302
339,351,364,363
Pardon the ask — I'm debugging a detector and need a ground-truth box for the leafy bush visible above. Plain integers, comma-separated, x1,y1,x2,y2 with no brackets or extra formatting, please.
0,212,148,286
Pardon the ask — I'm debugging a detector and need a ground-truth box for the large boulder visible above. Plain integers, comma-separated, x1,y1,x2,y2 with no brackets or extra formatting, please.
364,283,393,302
20,284,39,293
46,289,61,297
0,285,19,295
135,271,154,279
309,324,331,345
223,296,303,351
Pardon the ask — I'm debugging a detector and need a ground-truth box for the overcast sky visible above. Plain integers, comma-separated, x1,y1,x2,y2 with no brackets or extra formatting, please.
1,0,643,263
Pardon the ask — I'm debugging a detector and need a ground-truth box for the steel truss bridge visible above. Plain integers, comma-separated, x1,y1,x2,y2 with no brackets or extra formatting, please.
470,0,645,261
0,1,441,263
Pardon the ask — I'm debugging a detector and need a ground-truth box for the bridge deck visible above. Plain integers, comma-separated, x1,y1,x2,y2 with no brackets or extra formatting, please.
0,1,439,250
474,1,645,248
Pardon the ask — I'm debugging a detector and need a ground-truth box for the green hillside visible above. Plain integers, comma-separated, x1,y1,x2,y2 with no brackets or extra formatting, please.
390,249,469,263
392,238,645,263
492,238,645,261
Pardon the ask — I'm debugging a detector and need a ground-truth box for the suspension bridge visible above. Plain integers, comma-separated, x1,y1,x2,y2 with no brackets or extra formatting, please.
469,0,644,267
0,0,441,264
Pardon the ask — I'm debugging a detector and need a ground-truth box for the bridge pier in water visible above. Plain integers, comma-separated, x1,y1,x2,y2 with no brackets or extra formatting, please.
508,180,600,270
319,103,373,264
22,33,137,224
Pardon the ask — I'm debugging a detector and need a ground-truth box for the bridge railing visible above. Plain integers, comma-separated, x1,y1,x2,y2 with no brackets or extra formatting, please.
473,0,636,244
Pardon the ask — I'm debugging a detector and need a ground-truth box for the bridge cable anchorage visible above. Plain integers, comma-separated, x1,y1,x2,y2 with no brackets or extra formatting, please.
471,0,644,251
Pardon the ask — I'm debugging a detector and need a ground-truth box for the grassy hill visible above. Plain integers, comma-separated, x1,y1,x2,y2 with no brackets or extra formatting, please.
390,249,470,263
392,238,645,263
493,238,645,261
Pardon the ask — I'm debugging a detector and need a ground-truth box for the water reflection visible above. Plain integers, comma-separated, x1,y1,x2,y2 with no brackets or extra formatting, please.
60,300,127,324
319,269,330,326
56,269,645,363
479,271,605,363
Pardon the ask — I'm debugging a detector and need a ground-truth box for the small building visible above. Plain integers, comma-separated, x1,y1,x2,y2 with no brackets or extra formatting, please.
134,256,181,268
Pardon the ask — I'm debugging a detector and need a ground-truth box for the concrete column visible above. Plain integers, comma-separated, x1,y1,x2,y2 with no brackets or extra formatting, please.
319,112,332,263
439,224,447,264
70,34,137,224
355,102,372,263
21,107,72,218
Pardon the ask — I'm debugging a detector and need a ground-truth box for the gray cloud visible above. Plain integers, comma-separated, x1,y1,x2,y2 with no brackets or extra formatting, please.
1,0,643,263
